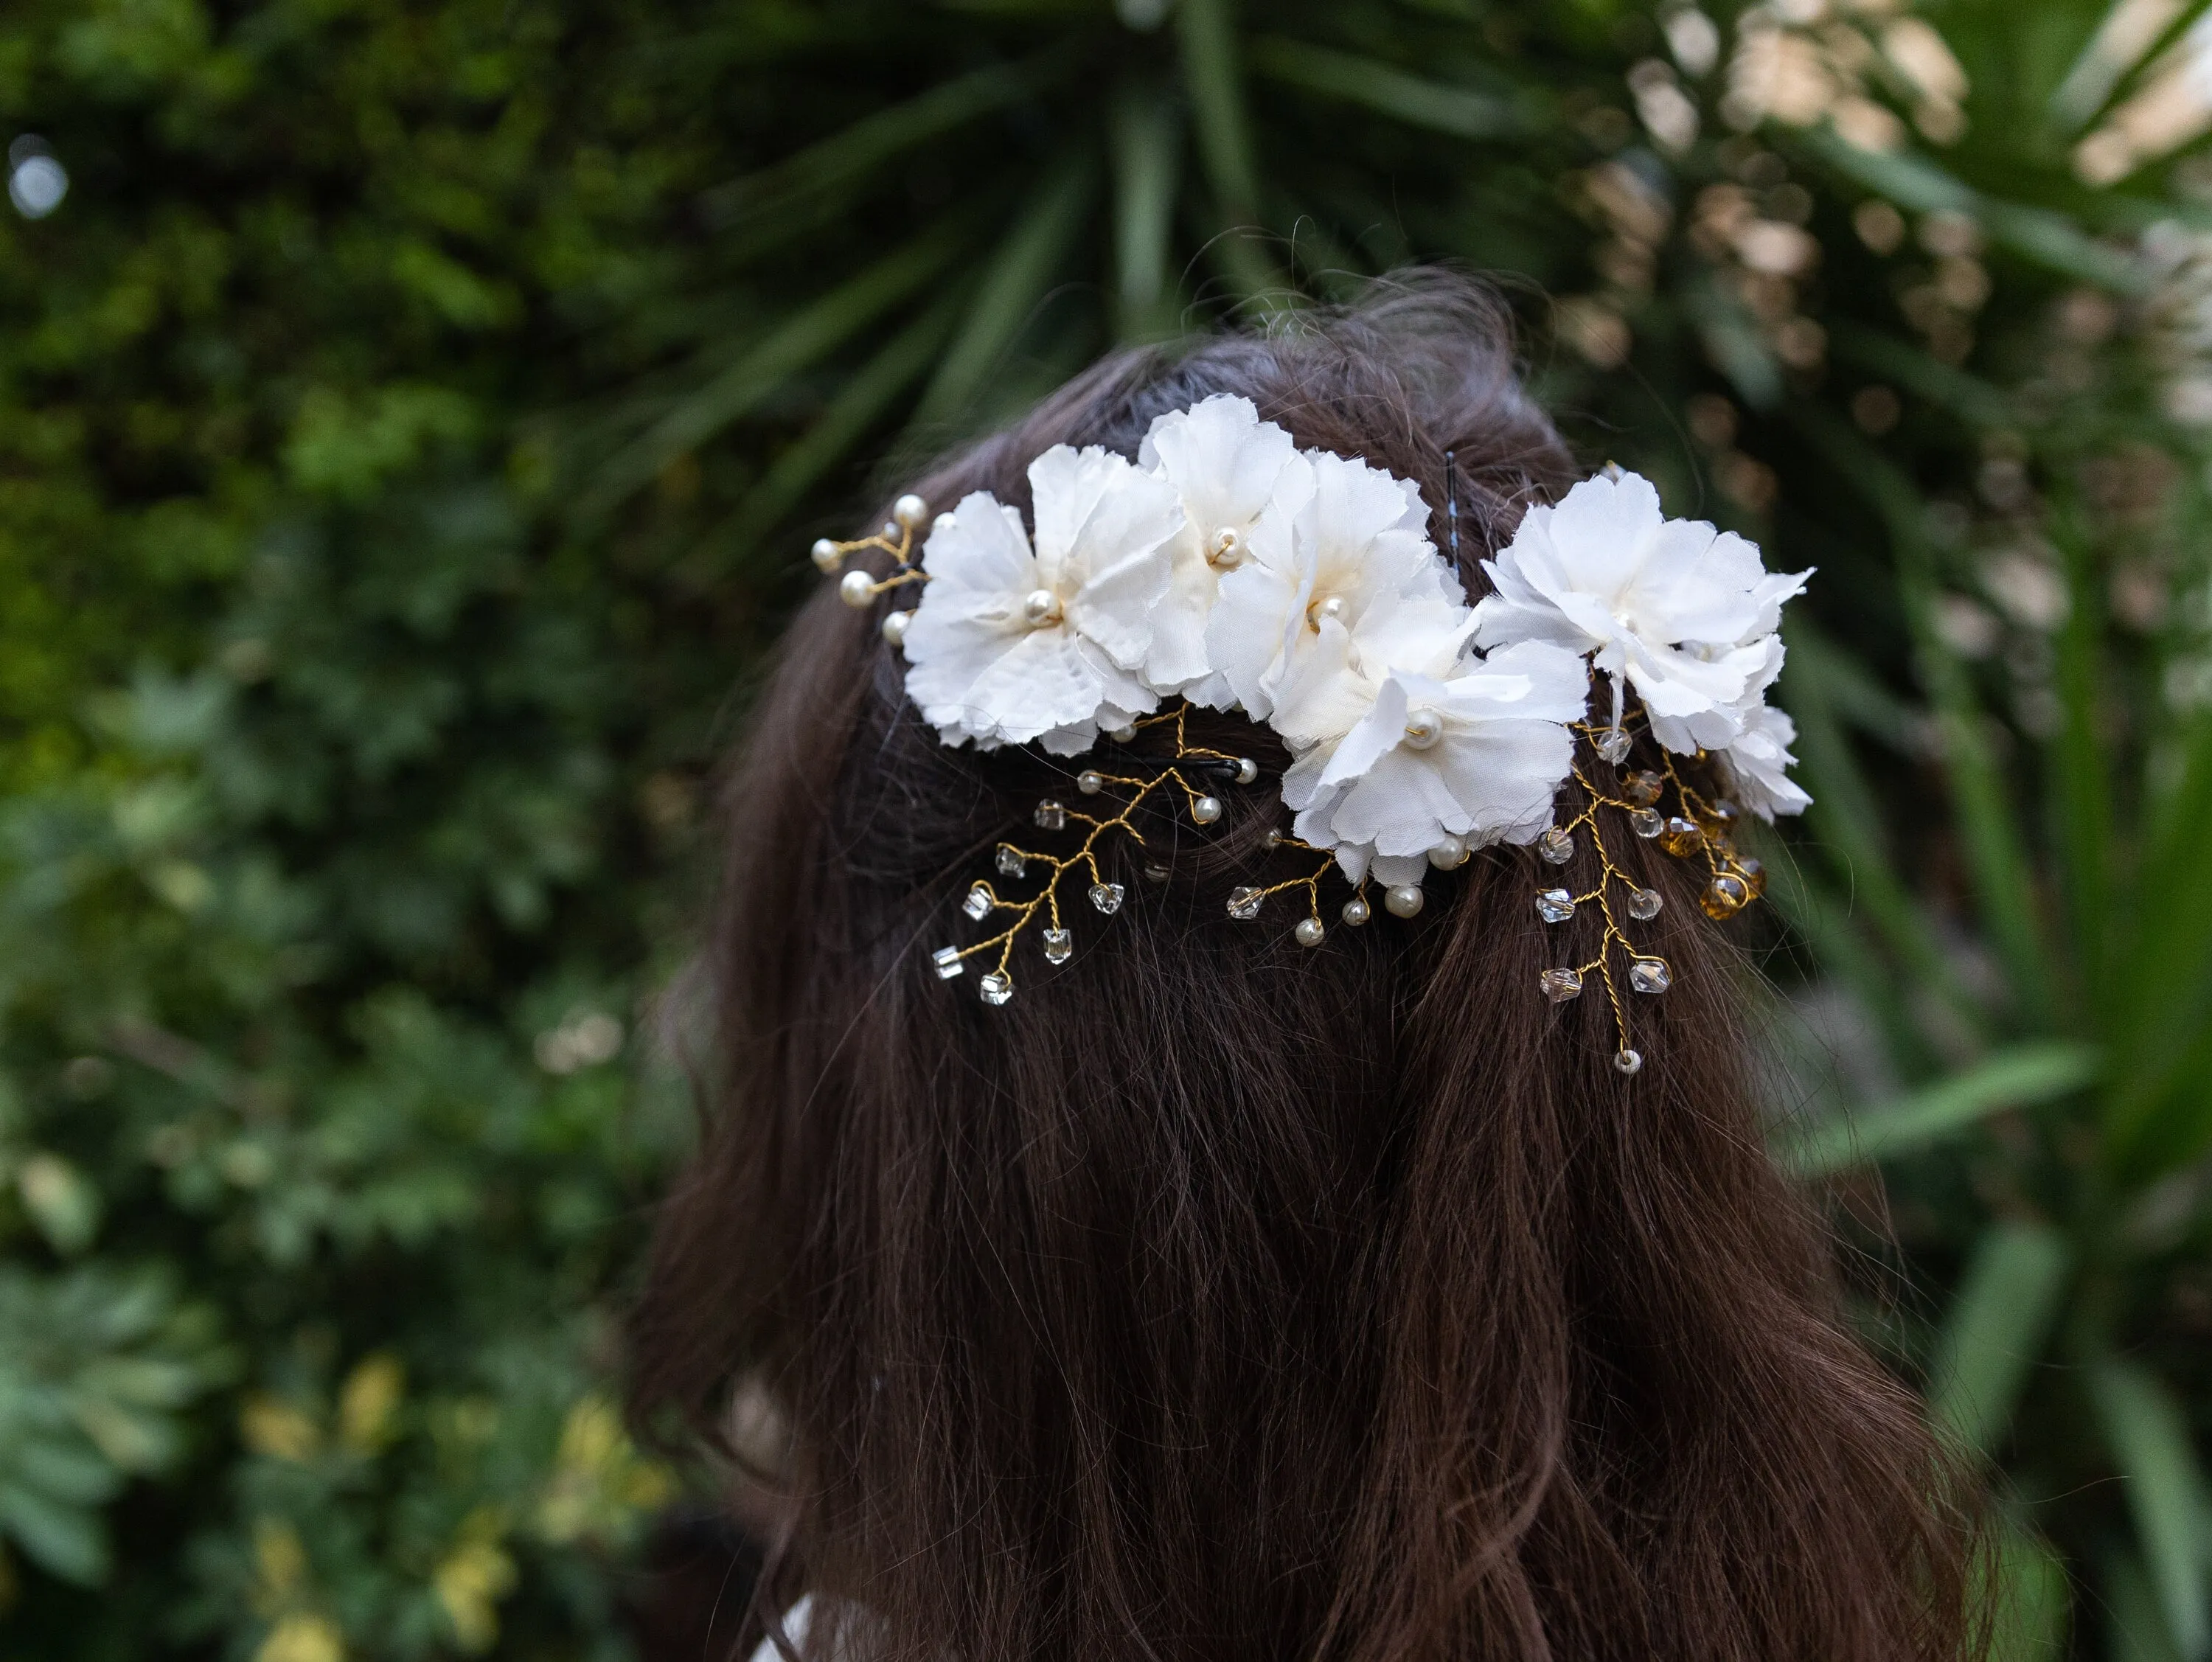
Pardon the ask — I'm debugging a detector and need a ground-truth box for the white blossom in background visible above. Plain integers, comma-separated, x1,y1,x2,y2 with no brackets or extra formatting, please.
1204,448,1455,723
1286,639,1592,883
902,448,1183,754
1470,469,1809,755
1136,394,1312,699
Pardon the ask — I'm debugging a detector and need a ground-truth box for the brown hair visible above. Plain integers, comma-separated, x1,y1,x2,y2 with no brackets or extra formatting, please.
630,275,1978,1662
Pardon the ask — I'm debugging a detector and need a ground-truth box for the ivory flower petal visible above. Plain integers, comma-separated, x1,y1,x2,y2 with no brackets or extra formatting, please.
1137,395,1313,696
1206,448,1455,721
901,446,1182,751
1470,469,1808,748
1285,639,1590,882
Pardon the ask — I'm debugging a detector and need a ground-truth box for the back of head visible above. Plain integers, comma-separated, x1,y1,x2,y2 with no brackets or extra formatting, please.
632,274,1975,1662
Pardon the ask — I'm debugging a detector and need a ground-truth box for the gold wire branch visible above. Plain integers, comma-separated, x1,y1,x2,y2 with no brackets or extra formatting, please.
1537,718,1770,1075
813,493,933,615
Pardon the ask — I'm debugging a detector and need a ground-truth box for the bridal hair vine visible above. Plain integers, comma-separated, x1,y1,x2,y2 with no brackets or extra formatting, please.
810,396,1811,1075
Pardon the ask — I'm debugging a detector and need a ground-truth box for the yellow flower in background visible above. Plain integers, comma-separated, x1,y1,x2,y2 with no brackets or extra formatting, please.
254,1614,344,1662
535,1394,676,1546
240,1396,321,1464
434,1508,518,1655
338,1354,405,1454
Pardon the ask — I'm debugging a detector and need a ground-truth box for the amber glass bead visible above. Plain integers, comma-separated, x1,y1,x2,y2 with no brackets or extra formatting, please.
1735,857,1766,898
1700,873,1750,919
1621,771,1665,807
1656,816,1705,857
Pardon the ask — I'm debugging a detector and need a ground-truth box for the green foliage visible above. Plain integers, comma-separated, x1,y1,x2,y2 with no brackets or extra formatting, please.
7,0,2212,1655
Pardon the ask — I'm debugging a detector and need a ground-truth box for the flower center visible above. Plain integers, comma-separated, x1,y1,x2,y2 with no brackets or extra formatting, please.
1304,594,1346,632
1022,588,1064,627
1402,706,1444,749
1206,526,1245,569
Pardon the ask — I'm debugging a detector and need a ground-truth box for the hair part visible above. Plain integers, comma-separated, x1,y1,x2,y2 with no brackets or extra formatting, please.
630,272,1980,1662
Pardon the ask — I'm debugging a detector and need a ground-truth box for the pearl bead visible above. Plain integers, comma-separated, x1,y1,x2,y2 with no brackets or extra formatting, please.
810,538,843,573
1305,594,1346,631
1427,834,1470,870
1294,917,1326,948
880,609,911,648
1023,588,1062,626
1383,883,1425,919
1077,770,1104,795
1208,526,1245,568
1105,723,1137,743
1340,896,1371,926
1234,757,1259,785
1191,796,1222,824
933,511,958,533
891,493,928,529
838,570,876,608
1402,706,1444,750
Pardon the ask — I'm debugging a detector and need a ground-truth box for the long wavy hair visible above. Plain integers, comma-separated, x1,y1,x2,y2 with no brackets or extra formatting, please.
629,274,1979,1662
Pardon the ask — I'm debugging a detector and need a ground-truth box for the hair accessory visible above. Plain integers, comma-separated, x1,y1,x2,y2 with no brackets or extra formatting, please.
810,396,1811,1073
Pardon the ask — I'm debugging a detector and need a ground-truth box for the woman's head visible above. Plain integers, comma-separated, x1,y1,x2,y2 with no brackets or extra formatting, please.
631,274,1975,1662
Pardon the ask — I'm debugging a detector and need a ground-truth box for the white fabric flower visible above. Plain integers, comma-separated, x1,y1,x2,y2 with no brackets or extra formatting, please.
901,446,1184,754
1136,394,1313,698
1203,448,1458,722
1719,701,1811,820
1284,639,1590,883
1470,470,1808,752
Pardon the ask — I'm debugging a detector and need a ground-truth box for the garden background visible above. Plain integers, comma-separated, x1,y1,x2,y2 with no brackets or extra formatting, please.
1,0,2210,1656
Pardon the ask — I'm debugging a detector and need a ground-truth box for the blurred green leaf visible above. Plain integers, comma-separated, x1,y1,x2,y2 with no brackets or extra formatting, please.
1783,1043,2100,1175
1929,1221,2071,1458
1249,38,1522,139
2091,1361,2212,1661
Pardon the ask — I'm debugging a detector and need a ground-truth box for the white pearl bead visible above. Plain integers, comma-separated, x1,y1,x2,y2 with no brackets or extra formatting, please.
1191,796,1222,824
1234,757,1259,785
1340,896,1371,926
1427,834,1470,870
1294,917,1326,948
1383,883,1425,919
880,609,911,648
933,511,958,533
838,570,876,608
1305,594,1346,631
1023,588,1062,626
1077,770,1104,795
1208,526,1245,568
1402,706,1444,750
892,493,928,529
1105,723,1137,743
810,538,843,573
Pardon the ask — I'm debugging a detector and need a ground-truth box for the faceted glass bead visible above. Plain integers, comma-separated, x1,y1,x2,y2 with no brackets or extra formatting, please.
1629,807,1664,838
1613,1049,1644,1076
1537,827,1575,865
1621,771,1665,807
978,973,1014,1006
1535,888,1576,924
1539,967,1584,1003
1627,956,1673,995
1144,862,1172,884
1695,798,1739,834
996,846,1026,877
962,884,992,920
1735,857,1766,897
931,947,966,980
1089,881,1124,915
1034,800,1067,830
1041,928,1073,964
1656,817,1705,858
1593,726,1632,765
1226,886,1265,921
1703,831,1736,860
1700,873,1750,920
1627,886,1663,922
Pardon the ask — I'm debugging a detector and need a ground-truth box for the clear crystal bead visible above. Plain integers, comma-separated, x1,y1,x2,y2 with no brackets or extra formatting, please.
1539,967,1583,1003
1627,956,1672,995
995,846,1026,877
1226,886,1265,921
1537,827,1574,865
1535,888,1576,924
962,884,992,920
1089,881,1124,915
1041,928,1073,964
1593,726,1632,764
978,973,1014,1006
1034,800,1067,830
1144,861,1171,883
1621,771,1665,807
1613,1049,1644,1076
1630,807,1664,838
1627,886,1663,921
931,947,965,980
